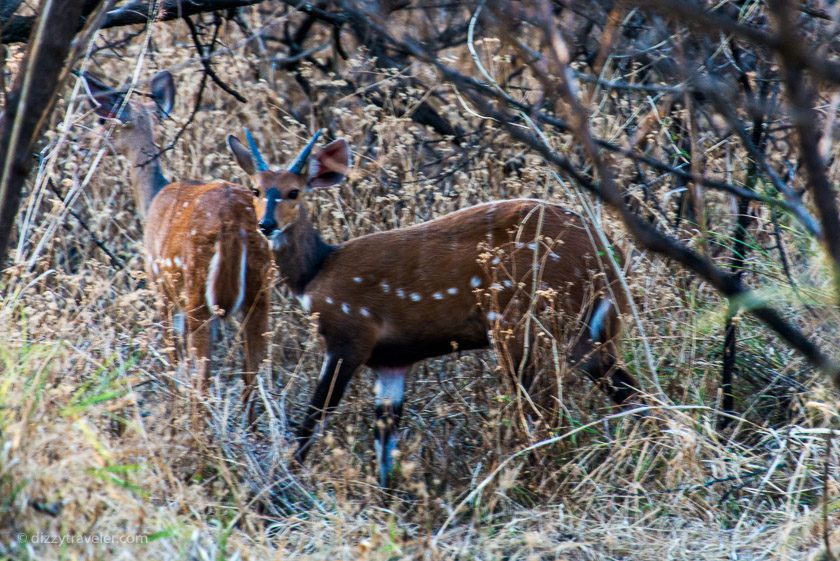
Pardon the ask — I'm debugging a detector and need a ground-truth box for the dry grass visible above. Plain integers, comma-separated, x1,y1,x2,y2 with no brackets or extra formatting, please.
0,6,839,560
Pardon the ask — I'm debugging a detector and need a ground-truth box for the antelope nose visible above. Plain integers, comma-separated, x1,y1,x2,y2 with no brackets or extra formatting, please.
259,219,277,236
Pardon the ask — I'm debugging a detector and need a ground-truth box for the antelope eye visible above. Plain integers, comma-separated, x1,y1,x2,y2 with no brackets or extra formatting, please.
287,189,300,200
251,188,260,197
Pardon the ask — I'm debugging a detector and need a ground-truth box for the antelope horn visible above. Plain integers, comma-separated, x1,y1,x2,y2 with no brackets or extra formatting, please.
288,130,323,175
244,128,269,172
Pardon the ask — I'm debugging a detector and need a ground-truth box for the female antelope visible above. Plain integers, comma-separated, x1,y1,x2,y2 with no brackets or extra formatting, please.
228,131,639,486
84,71,272,426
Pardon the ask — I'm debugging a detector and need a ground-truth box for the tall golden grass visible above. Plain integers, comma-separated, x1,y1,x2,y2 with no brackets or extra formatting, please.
1,5,838,560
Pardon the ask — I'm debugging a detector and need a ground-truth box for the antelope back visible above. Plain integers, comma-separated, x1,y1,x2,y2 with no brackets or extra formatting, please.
143,181,268,317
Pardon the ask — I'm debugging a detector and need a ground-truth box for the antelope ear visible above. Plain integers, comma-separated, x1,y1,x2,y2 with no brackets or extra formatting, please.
307,138,350,189
150,70,175,118
227,135,256,175
81,73,130,122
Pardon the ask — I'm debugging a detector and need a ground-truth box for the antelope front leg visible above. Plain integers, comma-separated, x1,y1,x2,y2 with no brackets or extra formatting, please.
294,350,364,465
373,366,409,487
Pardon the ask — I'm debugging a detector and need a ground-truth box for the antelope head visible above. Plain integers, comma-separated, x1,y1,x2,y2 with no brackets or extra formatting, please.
83,70,175,152
82,70,176,216
227,130,351,251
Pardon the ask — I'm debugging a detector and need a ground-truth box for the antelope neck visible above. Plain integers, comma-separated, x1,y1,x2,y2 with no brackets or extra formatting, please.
128,137,169,216
276,209,335,295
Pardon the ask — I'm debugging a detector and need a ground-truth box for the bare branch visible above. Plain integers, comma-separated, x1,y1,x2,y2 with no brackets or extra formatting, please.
184,14,246,103
628,0,840,85
1,0,267,44
769,0,840,306
277,0,824,231
322,0,840,386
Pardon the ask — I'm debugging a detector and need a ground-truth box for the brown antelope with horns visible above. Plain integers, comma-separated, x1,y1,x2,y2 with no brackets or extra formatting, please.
83,71,273,427
227,130,640,487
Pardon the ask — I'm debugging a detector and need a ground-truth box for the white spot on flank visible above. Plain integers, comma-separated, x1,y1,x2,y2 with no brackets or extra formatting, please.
182,201,189,208
191,229,197,236
325,296,334,305
487,311,501,321
353,276,363,284
410,292,422,302
470,275,482,288
447,287,459,295
380,281,391,293
297,294,312,313
432,291,444,300
360,307,371,317
205,242,222,311
396,288,406,299
341,303,351,314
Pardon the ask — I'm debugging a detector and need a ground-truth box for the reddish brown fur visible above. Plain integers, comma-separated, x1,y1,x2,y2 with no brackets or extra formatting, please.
86,71,273,428
230,133,638,486
144,182,272,419
306,200,624,365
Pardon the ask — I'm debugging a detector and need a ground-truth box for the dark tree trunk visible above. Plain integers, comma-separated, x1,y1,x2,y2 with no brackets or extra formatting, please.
0,0,104,268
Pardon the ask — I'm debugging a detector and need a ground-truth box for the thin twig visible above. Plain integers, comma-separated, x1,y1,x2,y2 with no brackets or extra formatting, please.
47,178,126,270
184,13,247,103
